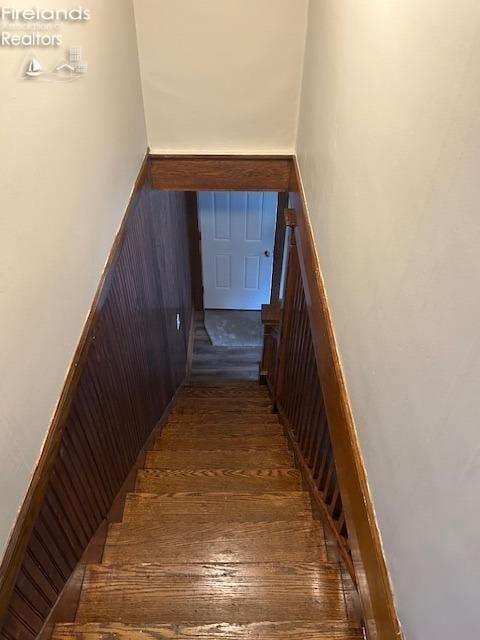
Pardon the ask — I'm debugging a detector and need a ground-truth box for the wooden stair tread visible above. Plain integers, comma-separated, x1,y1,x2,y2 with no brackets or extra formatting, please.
53,621,364,639
154,433,287,450
162,422,283,437
186,380,263,388
145,448,293,469
136,468,302,493
174,398,271,410
182,386,270,398
103,520,327,564
166,414,279,424
75,562,347,624
122,491,313,523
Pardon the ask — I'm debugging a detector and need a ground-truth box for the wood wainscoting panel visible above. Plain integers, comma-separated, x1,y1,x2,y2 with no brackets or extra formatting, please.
0,156,194,640
287,160,401,640
150,155,293,191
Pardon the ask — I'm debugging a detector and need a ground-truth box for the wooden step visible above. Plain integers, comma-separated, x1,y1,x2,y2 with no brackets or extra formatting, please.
136,468,302,493
166,413,279,424
174,398,271,411
186,380,263,388
153,433,287,451
181,385,270,398
75,562,347,625
121,492,313,523
53,621,364,639
103,520,327,564
145,447,293,469
166,412,280,427
162,421,283,437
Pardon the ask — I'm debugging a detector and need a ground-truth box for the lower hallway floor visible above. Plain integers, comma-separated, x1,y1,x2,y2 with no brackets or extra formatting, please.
190,314,263,382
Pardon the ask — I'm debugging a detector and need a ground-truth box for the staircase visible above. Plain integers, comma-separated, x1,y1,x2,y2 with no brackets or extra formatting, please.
52,382,363,639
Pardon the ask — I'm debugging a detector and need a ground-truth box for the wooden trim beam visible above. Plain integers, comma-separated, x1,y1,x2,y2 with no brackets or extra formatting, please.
150,154,294,191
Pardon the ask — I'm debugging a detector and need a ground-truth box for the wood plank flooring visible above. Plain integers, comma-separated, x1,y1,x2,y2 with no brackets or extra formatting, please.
53,382,363,640
190,322,262,382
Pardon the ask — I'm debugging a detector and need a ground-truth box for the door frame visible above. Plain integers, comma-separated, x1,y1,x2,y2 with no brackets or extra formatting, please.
195,190,284,312
167,156,294,315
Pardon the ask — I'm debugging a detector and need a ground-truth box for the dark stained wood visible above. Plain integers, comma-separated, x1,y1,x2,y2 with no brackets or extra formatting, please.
150,155,293,191
103,520,328,564
260,302,281,392
261,302,281,325
121,492,311,523
145,448,293,470
290,161,400,639
270,193,290,303
284,207,298,228
0,157,195,640
75,562,347,624
36,384,186,640
0,152,149,634
185,192,204,311
53,621,364,639
135,468,302,494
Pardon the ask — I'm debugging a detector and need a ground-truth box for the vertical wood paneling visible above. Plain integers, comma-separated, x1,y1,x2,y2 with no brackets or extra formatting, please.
0,163,193,639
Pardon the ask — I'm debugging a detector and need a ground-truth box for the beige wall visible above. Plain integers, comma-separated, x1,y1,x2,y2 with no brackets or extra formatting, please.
133,0,308,154
296,2,480,638
0,0,147,558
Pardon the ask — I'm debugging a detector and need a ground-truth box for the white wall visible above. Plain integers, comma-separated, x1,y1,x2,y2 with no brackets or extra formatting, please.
296,2,480,638
0,0,147,559
133,0,308,154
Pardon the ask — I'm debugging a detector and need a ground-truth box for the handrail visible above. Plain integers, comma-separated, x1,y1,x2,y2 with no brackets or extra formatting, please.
261,215,356,583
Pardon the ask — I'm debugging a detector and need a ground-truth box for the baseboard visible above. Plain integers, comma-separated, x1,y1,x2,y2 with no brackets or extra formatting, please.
288,157,402,640
0,150,150,631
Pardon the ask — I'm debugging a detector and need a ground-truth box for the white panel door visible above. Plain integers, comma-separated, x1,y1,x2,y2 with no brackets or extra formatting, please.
198,191,277,310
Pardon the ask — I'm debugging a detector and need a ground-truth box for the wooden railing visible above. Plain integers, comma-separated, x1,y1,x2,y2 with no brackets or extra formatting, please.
259,302,280,395
262,216,356,583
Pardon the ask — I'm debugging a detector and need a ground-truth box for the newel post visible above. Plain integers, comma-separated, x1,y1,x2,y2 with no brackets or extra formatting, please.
269,208,298,412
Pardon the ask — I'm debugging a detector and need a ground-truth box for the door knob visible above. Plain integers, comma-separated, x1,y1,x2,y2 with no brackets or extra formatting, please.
264,250,271,257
